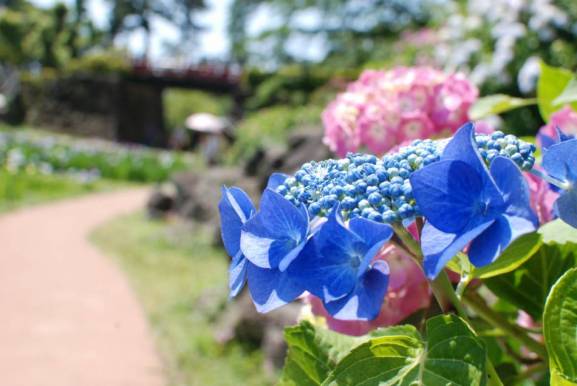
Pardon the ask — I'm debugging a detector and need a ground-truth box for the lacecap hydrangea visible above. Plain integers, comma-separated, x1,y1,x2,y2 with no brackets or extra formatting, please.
218,122,562,322
276,130,536,224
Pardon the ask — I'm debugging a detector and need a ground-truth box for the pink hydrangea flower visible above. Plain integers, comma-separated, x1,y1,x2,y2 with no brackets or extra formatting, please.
524,170,559,224
323,67,479,156
308,245,431,336
538,106,577,148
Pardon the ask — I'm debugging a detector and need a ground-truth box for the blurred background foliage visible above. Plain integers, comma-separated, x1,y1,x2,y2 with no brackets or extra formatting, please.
3,0,577,144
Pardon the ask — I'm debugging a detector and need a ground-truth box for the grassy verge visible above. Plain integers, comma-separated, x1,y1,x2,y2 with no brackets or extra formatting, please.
90,212,274,386
0,170,129,213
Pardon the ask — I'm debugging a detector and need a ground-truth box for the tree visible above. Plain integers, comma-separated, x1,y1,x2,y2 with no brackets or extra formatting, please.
105,0,206,59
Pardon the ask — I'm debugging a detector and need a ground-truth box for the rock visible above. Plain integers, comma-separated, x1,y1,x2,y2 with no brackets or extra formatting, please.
254,126,332,190
170,166,259,222
146,183,177,219
214,291,301,372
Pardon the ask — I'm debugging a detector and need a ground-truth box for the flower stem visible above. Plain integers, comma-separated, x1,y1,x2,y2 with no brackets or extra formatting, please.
393,224,507,385
392,223,422,259
431,272,504,386
463,292,548,360
430,271,471,318
530,168,571,190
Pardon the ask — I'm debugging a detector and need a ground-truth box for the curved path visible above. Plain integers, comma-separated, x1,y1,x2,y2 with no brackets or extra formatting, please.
0,189,164,386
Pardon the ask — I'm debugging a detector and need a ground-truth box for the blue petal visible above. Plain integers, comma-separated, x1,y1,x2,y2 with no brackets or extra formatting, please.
543,139,577,184
556,127,575,143
555,188,577,228
539,133,556,150
324,260,390,321
468,215,536,267
287,210,366,301
246,264,303,313
490,157,538,225
411,160,485,233
421,220,494,279
266,172,289,190
240,189,309,269
442,123,488,177
229,251,247,298
348,217,394,247
218,186,255,257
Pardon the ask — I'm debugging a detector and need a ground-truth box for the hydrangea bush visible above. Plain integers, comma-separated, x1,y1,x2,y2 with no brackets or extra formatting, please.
322,67,479,156
219,67,577,385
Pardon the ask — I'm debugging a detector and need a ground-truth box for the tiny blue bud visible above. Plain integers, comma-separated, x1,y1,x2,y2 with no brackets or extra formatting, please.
368,192,383,206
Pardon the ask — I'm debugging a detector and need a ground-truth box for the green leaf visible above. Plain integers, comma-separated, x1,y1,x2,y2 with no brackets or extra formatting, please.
469,94,536,120
544,268,577,385
472,232,543,279
553,77,577,106
322,314,487,386
537,62,577,121
278,321,361,386
484,243,577,320
539,219,577,246
552,368,577,386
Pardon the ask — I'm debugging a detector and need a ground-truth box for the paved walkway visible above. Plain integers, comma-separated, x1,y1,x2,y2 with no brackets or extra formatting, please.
0,189,165,386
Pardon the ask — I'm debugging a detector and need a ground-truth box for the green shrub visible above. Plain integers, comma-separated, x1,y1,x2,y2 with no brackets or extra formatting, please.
163,89,232,131
65,51,130,75
229,105,323,162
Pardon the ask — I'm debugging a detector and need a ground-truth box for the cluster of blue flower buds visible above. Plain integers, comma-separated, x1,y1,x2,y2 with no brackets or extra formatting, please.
474,131,536,171
275,131,536,224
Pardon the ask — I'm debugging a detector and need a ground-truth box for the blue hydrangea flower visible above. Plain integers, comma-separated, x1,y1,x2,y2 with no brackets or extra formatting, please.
542,138,577,228
288,208,393,320
539,126,575,150
218,186,304,312
410,123,538,279
240,188,310,271
218,186,255,297
272,131,535,226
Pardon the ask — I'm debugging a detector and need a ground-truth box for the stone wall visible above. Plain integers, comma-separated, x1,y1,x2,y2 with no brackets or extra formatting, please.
21,74,167,147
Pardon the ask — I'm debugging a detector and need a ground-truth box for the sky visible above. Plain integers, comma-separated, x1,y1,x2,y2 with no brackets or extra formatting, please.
30,0,232,63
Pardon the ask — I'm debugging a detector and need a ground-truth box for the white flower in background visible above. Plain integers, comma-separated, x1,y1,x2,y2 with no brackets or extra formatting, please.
518,56,541,94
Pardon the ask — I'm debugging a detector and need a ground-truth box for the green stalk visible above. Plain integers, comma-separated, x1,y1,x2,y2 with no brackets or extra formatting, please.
463,292,548,360
392,223,422,259
431,272,504,386
391,225,505,385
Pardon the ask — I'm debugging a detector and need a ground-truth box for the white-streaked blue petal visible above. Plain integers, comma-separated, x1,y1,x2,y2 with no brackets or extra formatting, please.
240,189,308,269
229,251,247,298
490,157,538,225
246,264,303,313
555,188,577,228
543,139,577,184
287,209,366,301
218,186,255,257
411,160,484,233
324,260,390,321
421,220,494,279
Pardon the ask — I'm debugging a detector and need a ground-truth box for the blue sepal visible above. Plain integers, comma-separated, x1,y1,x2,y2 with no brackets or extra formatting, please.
555,188,577,228
240,189,309,269
218,186,255,257
288,209,365,301
324,260,390,321
266,172,289,190
246,264,304,313
543,139,577,184
421,220,494,279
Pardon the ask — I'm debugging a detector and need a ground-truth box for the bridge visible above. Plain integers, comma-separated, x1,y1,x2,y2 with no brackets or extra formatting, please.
112,61,245,147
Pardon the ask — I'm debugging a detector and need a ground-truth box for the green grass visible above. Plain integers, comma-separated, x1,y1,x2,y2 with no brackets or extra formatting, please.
90,212,274,386
0,170,129,213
